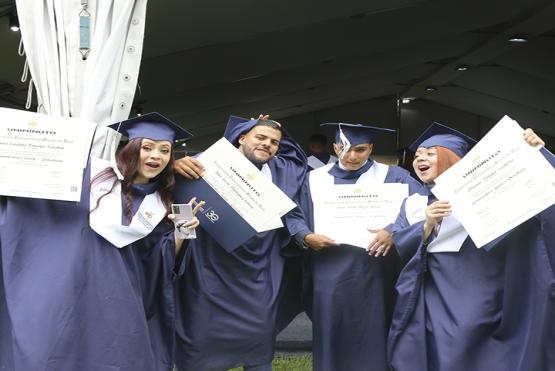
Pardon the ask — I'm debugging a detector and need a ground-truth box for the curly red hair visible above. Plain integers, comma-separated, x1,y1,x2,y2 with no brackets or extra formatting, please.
435,146,461,177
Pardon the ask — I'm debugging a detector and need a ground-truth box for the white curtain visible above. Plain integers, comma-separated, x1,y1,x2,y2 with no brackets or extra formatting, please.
15,0,148,159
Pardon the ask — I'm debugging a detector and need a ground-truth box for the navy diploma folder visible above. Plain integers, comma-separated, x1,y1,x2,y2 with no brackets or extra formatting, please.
174,175,258,252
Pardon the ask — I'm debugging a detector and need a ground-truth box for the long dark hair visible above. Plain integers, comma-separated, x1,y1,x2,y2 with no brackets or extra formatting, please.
91,138,175,222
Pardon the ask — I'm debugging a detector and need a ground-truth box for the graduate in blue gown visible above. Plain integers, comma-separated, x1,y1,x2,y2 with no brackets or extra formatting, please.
306,133,338,170
0,113,201,371
388,123,555,371
172,115,307,371
287,123,420,371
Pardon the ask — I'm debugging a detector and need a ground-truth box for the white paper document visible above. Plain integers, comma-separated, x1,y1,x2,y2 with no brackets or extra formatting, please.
432,116,555,248
0,107,97,202
313,183,408,248
197,138,297,233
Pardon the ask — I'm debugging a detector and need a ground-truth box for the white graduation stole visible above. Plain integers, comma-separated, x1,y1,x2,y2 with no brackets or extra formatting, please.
261,163,272,181
89,158,167,248
309,161,389,199
307,155,338,169
309,161,389,230
258,163,285,231
404,194,428,226
307,155,326,169
404,193,468,253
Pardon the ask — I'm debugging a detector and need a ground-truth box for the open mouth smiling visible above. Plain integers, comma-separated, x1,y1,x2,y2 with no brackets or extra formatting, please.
145,162,160,169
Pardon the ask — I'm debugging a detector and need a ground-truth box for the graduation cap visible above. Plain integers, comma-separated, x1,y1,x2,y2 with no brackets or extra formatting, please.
320,123,395,158
409,122,476,158
321,123,395,146
223,115,282,146
108,112,192,143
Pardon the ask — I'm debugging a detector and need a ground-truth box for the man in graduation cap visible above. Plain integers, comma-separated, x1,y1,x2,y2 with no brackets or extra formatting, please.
388,123,555,371
286,123,420,371
172,115,307,371
306,133,338,170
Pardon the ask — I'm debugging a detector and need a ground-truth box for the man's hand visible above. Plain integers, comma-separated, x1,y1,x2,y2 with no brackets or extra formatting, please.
366,229,392,257
523,128,545,147
174,156,205,179
252,114,270,120
304,233,339,251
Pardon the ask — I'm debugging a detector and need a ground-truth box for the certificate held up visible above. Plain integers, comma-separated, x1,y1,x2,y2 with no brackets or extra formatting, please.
0,107,97,202
174,138,296,252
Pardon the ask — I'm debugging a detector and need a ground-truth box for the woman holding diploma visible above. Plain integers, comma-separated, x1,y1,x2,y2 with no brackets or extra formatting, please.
387,123,555,371
0,113,202,371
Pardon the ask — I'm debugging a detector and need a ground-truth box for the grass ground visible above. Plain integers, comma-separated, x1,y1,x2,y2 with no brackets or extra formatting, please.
229,354,313,371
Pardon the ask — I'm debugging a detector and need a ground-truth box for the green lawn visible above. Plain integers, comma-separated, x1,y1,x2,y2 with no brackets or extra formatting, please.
229,354,312,371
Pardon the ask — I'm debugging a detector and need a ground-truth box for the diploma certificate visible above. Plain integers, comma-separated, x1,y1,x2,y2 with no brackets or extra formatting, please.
174,138,296,251
197,138,296,231
432,116,555,248
0,107,97,202
314,183,408,248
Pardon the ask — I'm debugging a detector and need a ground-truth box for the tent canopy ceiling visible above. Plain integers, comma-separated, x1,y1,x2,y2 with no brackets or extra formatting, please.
1,0,554,142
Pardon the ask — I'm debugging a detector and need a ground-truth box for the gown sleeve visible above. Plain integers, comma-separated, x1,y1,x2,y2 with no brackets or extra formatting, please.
391,199,426,264
285,176,313,243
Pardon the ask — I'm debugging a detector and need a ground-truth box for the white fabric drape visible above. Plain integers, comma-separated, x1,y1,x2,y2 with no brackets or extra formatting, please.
15,0,148,159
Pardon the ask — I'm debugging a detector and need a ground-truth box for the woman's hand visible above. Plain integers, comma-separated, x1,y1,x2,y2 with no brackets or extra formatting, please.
181,197,205,229
170,197,205,254
523,128,545,147
172,197,205,232
423,200,451,240
176,217,200,230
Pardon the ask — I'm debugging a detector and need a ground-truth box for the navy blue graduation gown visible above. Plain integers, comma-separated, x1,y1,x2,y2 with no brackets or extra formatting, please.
173,135,307,370
0,232,14,371
388,148,555,371
0,164,181,371
287,160,421,371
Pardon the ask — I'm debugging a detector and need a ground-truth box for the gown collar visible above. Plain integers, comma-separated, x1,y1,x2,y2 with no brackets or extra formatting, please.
129,180,158,197
328,159,373,179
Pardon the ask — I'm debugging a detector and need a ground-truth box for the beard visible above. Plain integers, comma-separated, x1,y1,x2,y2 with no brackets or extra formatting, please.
242,146,272,168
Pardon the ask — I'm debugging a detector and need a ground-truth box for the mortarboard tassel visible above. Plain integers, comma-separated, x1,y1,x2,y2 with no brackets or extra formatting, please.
338,124,351,159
